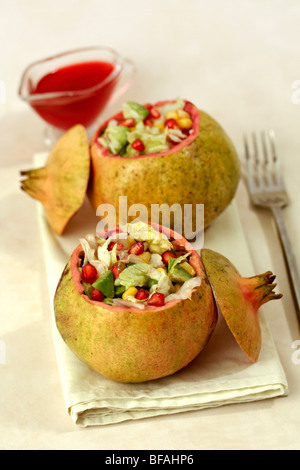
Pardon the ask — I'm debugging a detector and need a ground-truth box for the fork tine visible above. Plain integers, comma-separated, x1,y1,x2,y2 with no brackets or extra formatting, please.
261,131,272,186
268,129,277,162
268,129,283,187
244,133,256,189
251,132,264,187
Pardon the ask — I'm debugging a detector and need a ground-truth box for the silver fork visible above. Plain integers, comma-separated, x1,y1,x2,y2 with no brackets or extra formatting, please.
244,130,300,327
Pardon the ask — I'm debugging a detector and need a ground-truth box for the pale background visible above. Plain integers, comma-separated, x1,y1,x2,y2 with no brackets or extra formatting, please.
1,0,300,449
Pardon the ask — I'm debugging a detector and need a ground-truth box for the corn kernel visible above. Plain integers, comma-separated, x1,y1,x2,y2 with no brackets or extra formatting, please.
165,111,179,120
153,122,165,132
127,236,135,247
157,267,167,273
122,287,138,299
180,262,195,277
177,117,193,129
138,251,151,263
177,118,193,129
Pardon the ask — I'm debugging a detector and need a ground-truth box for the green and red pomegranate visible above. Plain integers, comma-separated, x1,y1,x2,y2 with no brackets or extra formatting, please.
54,221,282,383
21,98,240,235
89,98,240,234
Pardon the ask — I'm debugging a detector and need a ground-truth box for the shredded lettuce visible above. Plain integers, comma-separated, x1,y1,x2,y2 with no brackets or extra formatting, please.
122,101,149,121
98,98,190,157
115,262,151,290
113,298,146,310
149,269,174,296
168,252,191,273
166,127,187,143
80,236,118,277
165,277,201,303
126,121,169,155
79,220,199,310
99,124,129,155
97,237,117,267
126,221,166,241
149,253,164,268
80,238,108,277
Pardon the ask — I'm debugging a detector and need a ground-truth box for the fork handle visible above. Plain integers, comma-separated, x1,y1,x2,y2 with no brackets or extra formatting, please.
271,207,300,326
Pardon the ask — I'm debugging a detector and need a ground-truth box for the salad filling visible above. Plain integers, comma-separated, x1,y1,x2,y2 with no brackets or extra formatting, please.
98,98,195,157
78,222,201,309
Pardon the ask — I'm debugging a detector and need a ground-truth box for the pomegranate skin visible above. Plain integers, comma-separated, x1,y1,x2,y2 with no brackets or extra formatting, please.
201,249,283,362
20,125,90,236
54,229,283,382
54,225,217,383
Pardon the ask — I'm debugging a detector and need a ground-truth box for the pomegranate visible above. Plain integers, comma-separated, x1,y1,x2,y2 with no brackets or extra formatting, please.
90,288,104,302
149,108,161,119
148,292,165,307
20,125,90,235
54,223,217,382
20,99,240,236
120,118,135,127
162,251,176,266
128,241,144,255
81,263,97,284
88,99,240,234
164,118,178,129
111,265,123,279
201,249,283,361
108,241,124,251
54,222,282,383
135,288,150,301
131,139,145,152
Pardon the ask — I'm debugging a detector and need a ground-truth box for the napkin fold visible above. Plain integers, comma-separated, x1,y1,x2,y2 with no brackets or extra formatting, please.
34,152,288,427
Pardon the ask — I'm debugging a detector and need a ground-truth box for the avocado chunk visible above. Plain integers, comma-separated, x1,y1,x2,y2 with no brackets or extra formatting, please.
92,270,115,298
82,281,93,299
105,125,129,155
148,278,158,288
168,265,192,283
123,101,149,121
114,285,126,298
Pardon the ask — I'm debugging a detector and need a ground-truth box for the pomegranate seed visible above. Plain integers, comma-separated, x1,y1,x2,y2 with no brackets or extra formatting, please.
128,241,144,255
135,288,149,300
148,292,165,307
150,108,161,119
90,288,104,301
144,117,153,127
144,103,153,110
111,265,122,279
81,263,97,284
120,118,135,127
162,251,176,266
131,139,145,152
164,118,178,129
108,241,124,251
115,113,124,123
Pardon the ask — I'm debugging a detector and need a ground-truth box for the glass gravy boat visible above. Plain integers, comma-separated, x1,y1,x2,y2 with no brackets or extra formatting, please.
18,46,136,143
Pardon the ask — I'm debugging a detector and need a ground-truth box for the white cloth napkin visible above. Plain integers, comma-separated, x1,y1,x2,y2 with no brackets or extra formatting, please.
34,152,288,427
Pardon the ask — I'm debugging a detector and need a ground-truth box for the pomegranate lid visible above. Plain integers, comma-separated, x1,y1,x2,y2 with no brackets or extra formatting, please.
20,124,90,235
201,248,282,362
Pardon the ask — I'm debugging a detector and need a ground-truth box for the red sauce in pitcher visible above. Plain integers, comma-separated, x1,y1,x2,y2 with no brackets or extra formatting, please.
30,61,118,130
